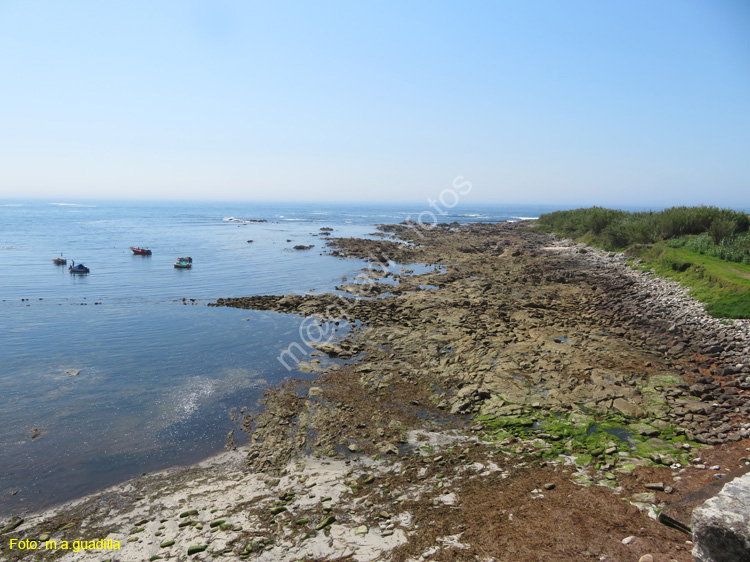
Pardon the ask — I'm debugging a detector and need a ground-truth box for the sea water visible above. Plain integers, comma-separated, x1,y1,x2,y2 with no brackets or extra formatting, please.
0,200,559,514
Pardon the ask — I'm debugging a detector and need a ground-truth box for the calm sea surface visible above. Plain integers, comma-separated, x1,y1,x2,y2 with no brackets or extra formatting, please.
0,200,561,514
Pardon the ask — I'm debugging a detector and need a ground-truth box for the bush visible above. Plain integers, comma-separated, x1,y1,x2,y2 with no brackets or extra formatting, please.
709,218,739,245
537,206,749,251
684,232,750,264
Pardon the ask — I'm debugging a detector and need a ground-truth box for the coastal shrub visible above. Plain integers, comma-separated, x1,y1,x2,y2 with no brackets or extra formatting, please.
600,221,630,249
624,216,657,244
708,218,738,245
654,206,748,239
535,207,629,239
666,237,686,248
537,206,749,250
682,232,750,264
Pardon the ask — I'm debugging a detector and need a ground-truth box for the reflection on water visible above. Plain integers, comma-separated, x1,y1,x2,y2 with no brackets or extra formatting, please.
0,302,344,515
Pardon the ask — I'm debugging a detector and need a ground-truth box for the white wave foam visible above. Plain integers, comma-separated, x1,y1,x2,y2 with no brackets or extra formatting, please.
50,202,96,207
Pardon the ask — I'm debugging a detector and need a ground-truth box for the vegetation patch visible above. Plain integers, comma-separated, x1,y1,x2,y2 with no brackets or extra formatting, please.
633,244,750,318
534,206,750,318
535,206,748,250
477,408,694,468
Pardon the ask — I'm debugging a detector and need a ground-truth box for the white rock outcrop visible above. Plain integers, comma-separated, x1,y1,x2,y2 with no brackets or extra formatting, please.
692,472,750,562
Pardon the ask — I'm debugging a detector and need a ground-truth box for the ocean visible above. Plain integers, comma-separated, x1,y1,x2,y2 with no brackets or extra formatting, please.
0,200,562,515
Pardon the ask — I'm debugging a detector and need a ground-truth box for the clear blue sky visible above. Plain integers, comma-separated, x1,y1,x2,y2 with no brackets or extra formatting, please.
0,0,748,206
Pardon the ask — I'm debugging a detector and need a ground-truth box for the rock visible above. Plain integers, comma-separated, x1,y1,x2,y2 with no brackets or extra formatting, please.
379,443,399,455
316,515,336,530
638,555,654,562
65,369,80,377
1,517,24,533
692,472,750,562
645,482,664,491
312,343,345,357
631,492,657,504
630,423,660,437
354,525,368,536
160,540,175,547
187,545,207,556
622,536,636,545
543,482,555,490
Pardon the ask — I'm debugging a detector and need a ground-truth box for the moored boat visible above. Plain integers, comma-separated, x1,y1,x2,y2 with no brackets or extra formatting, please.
174,257,192,269
52,256,67,265
69,263,90,274
130,247,152,255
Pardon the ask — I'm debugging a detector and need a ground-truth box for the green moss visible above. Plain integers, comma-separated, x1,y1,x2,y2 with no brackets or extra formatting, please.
649,374,684,387
634,437,683,463
640,387,666,404
476,406,701,469
572,465,593,480
478,414,535,430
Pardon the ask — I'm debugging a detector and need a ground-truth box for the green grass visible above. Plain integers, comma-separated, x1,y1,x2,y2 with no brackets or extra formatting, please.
632,243,750,318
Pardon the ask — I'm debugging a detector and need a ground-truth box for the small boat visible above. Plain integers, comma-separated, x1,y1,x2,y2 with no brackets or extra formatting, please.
52,256,67,265
174,256,192,269
130,247,152,255
69,263,90,274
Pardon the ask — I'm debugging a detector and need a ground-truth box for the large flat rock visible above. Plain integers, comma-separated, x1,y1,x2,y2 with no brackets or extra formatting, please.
659,465,750,535
691,470,750,562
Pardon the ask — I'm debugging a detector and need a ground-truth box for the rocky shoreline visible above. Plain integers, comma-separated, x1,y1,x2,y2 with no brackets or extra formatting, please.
3,220,749,562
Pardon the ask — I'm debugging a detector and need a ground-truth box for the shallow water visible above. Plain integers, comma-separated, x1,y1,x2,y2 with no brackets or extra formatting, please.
0,200,560,514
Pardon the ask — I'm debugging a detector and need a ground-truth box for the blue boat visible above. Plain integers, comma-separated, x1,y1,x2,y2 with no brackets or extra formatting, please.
68,263,90,274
